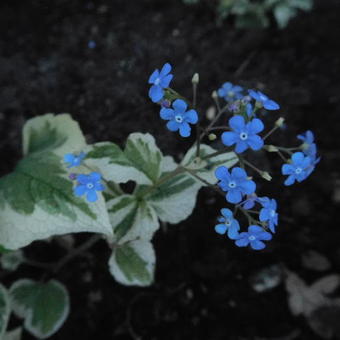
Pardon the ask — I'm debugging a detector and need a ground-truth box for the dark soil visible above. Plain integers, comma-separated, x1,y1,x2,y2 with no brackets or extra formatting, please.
0,0,340,339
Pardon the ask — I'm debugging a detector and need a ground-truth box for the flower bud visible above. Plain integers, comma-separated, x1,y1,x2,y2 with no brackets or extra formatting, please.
206,106,216,120
192,73,199,84
264,145,279,152
275,117,285,127
211,90,218,100
261,171,272,181
208,133,217,141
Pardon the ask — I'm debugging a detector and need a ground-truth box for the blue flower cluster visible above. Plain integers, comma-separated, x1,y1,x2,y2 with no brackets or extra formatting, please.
281,130,319,186
148,63,199,138
64,152,105,203
145,66,319,251
214,165,277,250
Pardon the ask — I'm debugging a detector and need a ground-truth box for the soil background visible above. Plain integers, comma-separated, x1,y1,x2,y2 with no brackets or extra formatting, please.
0,0,340,339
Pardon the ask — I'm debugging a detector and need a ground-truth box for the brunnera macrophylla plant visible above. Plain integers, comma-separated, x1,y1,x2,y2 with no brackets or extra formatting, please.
0,63,319,338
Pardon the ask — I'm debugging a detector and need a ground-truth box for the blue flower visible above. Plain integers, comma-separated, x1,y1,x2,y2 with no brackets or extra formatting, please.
297,130,319,160
64,152,86,168
74,172,104,202
218,82,243,102
259,197,278,233
240,194,258,210
148,63,173,103
281,152,312,186
235,225,272,250
248,90,280,110
215,208,240,239
160,99,198,137
222,115,264,153
215,166,256,204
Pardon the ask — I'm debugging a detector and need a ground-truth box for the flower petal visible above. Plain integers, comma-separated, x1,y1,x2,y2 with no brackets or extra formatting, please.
179,122,191,137
291,152,304,164
251,240,266,250
248,118,264,134
215,224,227,235
235,236,249,247
247,135,264,151
284,175,295,186
226,190,242,204
166,120,180,132
86,190,98,202
90,172,101,181
235,140,248,153
248,225,263,234
222,131,238,146
221,208,233,218
148,69,159,84
229,115,245,132
264,99,280,110
231,167,247,179
215,166,230,181
240,180,256,195
172,99,187,114
184,109,198,124
160,63,171,77
149,85,164,102
282,164,293,175
160,108,174,120
74,184,87,197
160,74,173,88
228,225,240,240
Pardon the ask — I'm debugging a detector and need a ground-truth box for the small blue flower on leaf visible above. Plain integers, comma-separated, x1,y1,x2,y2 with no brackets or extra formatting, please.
259,197,278,233
215,208,240,239
160,99,198,137
218,82,243,102
235,225,272,250
222,115,264,153
148,63,173,103
215,166,256,204
248,90,280,110
64,152,86,168
281,152,312,186
74,172,104,202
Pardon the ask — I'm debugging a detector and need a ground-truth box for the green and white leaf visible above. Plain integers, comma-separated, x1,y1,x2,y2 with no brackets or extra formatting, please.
107,195,159,243
0,249,24,271
146,173,201,224
145,144,238,224
273,4,297,28
0,284,10,339
85,133,166,185
0,115,112,250
10,279,70,339
22,113,86,157
181,144,238,184
109,239,155,286
3,327,22,340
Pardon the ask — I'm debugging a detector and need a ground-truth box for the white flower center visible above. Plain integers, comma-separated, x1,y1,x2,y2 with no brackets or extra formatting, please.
228,91,235,97
295,167,302,174
240,132,248,140
154,78,161,85
225,219,232,226
175,115,183,123
228,181,236,189
249,235,256,241
87,183,94,189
